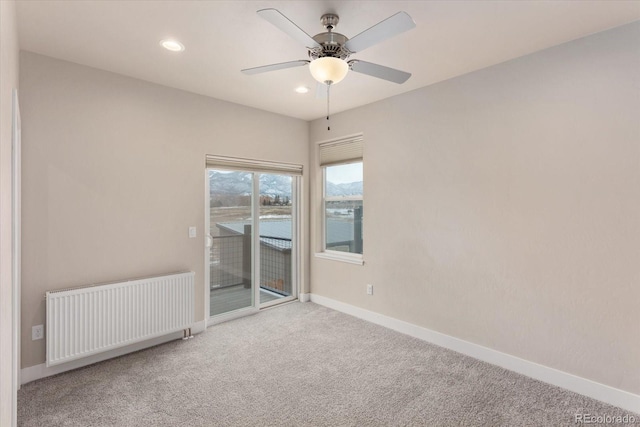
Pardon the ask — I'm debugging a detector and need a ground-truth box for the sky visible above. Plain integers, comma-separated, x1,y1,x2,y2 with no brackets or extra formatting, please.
326,162,363,184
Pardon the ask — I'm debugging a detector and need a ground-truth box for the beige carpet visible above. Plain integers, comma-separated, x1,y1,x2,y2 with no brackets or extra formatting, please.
18,302,638,426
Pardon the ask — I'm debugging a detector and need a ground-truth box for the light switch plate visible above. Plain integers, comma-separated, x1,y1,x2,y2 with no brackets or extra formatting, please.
189,226,196,238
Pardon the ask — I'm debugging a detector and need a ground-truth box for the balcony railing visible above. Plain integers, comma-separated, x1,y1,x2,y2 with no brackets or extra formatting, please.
210,228,292,296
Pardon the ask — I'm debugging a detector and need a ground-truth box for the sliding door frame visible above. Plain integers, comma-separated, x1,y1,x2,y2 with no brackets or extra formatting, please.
204,169,259,326
257,175,300,309
204,156,302,327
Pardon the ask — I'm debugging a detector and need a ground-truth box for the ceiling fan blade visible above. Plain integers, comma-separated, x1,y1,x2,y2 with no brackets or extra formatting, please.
241,60,310,75
349,60,411,84
344,12,415,53
257,8,321,49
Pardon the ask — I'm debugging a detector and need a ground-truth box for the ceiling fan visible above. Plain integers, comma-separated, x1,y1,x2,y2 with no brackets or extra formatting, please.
241,9,416,86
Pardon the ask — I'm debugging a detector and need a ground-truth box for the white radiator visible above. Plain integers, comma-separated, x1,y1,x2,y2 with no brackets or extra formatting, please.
46,271,194,367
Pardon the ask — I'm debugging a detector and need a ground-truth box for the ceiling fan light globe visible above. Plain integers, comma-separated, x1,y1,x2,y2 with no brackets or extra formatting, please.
310,57,349,85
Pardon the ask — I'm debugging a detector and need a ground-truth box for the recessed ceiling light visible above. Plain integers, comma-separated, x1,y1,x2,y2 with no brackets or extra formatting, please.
160,39,185,52
295,86,309,94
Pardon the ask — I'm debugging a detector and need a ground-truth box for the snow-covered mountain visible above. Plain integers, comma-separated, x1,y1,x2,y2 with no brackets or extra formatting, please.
326,181,363,197
209,171,292,197
209,171,362,197
209,171,254,195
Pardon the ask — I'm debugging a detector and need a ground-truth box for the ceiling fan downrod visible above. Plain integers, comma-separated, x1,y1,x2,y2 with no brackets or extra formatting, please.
321,13,339,31
310,14,351,61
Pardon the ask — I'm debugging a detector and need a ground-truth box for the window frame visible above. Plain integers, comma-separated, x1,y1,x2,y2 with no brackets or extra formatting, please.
317,161,364,265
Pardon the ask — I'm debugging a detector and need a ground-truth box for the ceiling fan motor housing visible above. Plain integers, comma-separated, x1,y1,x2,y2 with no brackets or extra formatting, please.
309,14,351,61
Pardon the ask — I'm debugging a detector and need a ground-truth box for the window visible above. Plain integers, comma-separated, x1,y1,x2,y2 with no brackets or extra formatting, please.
318,136,364,264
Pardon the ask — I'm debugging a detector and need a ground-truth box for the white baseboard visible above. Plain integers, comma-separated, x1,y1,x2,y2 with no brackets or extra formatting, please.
309,293,640,415
21,320,207,385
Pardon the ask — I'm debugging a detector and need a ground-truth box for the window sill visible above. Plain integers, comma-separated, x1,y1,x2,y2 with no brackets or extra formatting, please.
315,251,364,266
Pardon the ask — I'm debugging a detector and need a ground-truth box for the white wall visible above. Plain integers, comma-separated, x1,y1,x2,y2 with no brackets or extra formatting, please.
0,0,20,424
310,22,640,395
19,52,309,369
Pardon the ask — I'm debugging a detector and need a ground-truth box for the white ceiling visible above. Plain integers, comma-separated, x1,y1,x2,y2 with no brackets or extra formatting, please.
16,1,640,121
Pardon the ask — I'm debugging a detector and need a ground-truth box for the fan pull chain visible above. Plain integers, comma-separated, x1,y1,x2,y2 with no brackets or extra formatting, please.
326,82,331,131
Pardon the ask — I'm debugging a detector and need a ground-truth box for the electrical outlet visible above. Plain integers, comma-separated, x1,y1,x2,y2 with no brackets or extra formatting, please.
366,284,373,295
32,324,44,341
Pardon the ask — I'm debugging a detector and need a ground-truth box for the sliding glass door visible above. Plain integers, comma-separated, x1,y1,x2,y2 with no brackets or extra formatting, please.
208,170,255,316
258,173,295,306
207,167,298,320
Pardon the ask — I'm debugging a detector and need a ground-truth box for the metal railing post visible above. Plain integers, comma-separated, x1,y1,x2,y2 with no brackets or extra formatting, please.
354,206,363,254
243,224,252,288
